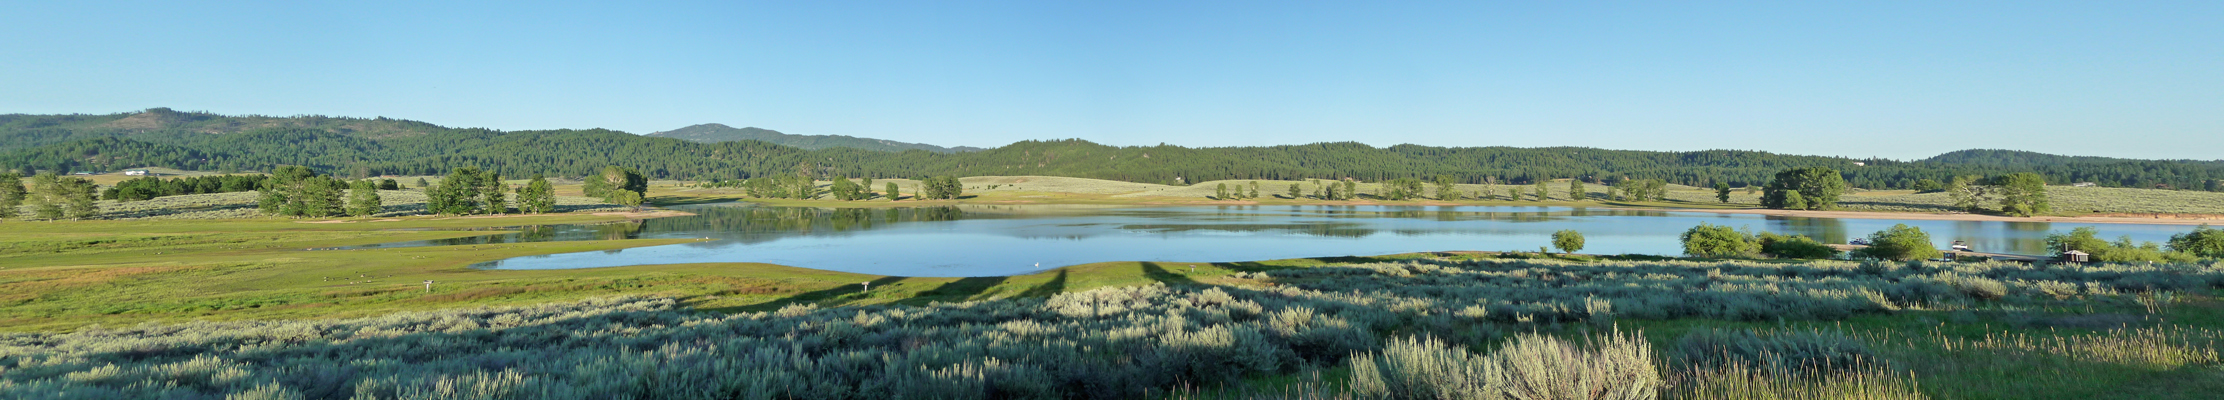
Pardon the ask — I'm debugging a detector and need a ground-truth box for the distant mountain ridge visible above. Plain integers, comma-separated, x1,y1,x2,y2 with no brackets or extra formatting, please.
647,123,981,153
2,109,2220,191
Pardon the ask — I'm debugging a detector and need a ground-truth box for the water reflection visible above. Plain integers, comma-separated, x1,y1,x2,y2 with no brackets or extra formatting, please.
338,203,2205,277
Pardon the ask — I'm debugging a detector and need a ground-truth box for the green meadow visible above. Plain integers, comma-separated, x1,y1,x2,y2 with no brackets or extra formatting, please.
2,212,2221,399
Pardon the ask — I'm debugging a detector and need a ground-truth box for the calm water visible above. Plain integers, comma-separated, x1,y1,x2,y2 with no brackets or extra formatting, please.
343,203,2205,277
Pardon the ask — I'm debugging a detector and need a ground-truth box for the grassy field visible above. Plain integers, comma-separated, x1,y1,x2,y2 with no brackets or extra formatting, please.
2,219,2220,398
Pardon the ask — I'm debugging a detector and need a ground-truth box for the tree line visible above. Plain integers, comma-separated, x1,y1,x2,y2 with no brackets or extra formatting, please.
6,110,2223,191
102,174,271,201
0,172,98,221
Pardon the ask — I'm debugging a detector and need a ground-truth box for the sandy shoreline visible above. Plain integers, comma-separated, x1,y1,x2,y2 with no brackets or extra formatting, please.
1659,208,2224,226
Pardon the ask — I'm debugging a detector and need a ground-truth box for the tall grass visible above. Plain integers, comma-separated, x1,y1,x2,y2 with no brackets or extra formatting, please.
2,255,2219,398
1348,332,1657,400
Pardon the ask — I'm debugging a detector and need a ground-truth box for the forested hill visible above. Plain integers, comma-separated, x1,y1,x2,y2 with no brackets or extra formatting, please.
647,124,981,153
1924,149,2224,167
4,109,2222,191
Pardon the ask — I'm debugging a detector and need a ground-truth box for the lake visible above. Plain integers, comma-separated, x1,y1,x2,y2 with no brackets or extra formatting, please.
341,203,2208,277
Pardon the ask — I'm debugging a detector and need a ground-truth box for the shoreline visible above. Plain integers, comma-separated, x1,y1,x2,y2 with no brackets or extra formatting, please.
671,192,2221,227
1658,207,2224,226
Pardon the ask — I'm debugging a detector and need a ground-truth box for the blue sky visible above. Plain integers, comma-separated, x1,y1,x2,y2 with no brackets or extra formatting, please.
4,1,2218,160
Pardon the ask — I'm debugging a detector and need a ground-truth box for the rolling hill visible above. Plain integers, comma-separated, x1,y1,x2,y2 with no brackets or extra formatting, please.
3,109,2220,191
647,124,981,153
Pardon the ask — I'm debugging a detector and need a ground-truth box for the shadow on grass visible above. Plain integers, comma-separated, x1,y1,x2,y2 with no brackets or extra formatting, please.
712,276,908,313
912,276,1008,302
1140,262,1200,286
1016,269,1067,298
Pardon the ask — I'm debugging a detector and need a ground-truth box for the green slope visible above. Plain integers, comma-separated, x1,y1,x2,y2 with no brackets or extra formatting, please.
3,109,2222,191
647,123,981,153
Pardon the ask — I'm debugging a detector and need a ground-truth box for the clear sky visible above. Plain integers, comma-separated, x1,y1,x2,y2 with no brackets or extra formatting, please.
4,1,2218,160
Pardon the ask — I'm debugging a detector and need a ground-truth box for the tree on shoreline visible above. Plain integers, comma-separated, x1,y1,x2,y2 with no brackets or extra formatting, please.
1993,172,2050,217
921,176,963,200
518,174,556,214
1762,167,1847,210
1552,230,1585,254
1858,224,1941,261
1681,223,1758,258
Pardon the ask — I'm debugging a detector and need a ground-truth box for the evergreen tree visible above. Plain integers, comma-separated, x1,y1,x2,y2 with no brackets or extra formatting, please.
790,175,819,199
1714,182,1732,203
1434,176,1458,201
886,182,899,201
1994,172,2051,217
347,180,383,217
430,167,484,215
1568,180,1586,201
379,179,401,190
1507,187,1522,202
1216,183,1230,200
1947,175,1985,212
26,172,66,220
0,172,24,221
479,170,507,214
26,174,101,220
415,177,429,189
292,176,345,217
1534,179,1551,201
1288,183,1302,199
60,176,98,219
1247,181,1259,199
257,180,287,215
518,174,556,214
1341,181,1356,200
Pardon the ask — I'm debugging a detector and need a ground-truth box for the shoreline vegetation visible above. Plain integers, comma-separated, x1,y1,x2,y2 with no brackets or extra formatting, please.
658,175,2224,226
